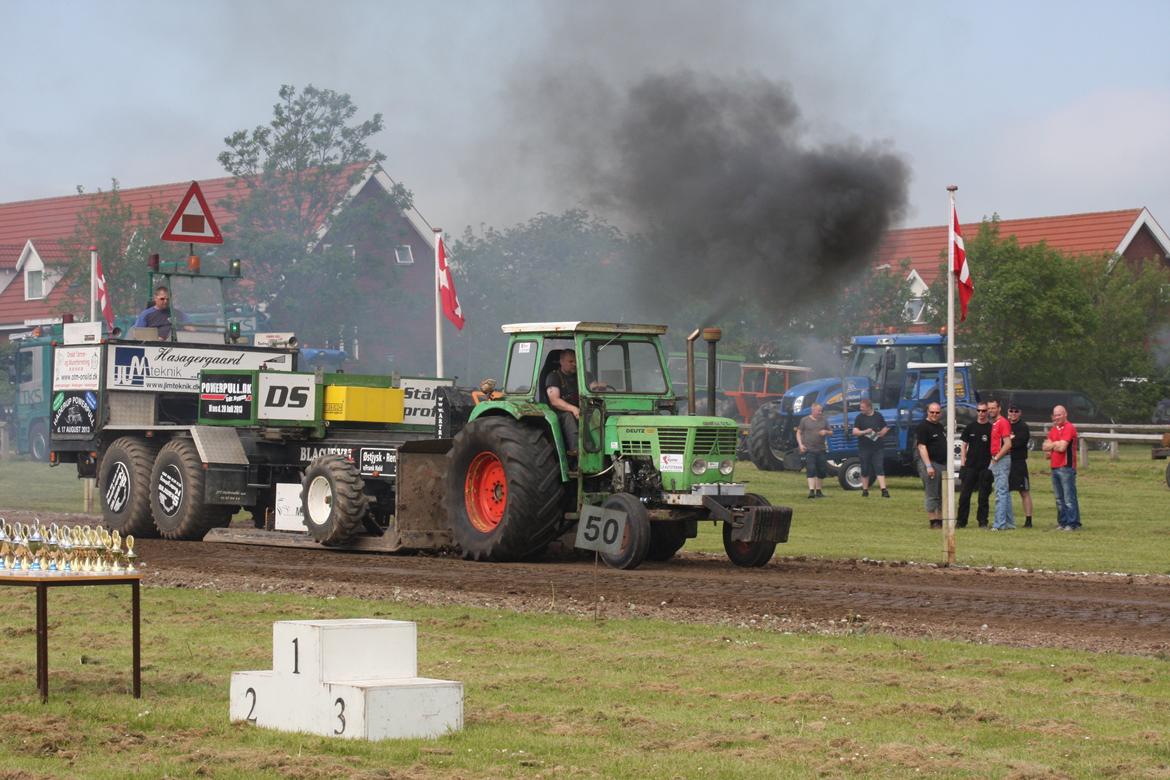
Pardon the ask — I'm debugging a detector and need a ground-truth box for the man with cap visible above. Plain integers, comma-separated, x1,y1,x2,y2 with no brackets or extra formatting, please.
1007,404,1034,528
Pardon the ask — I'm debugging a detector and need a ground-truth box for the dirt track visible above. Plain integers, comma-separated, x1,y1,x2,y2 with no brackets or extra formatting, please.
6,510,1170,655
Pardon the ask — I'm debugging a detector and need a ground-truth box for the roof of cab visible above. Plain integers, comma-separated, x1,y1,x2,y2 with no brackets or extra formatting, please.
500,321,668,335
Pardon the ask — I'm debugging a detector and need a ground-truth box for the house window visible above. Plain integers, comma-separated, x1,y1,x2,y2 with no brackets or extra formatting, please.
26,269,44,300
904,297,926,323
395,245,414,265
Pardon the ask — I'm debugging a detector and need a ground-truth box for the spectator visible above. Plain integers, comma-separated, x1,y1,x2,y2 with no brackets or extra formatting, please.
1008,405,1034,528
988,398,1015,530
1042,404,1081,530
851,397,890,498
957,403,993,528
915,403,946,529
797,403,831,498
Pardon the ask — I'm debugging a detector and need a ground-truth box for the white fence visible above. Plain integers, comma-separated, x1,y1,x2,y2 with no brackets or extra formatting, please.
1026,421,1169,464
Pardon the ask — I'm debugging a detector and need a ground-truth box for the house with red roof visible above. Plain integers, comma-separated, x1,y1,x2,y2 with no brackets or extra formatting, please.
0,162,444,375
876,208,1170,324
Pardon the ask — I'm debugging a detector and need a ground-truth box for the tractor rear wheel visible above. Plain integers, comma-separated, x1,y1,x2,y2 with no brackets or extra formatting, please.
748,404,785,471
646,520,688,562
445,417,564,561
150,438,232,540
722,493,778,567
99,436,159,538
598,492,651,570
301,455,369,546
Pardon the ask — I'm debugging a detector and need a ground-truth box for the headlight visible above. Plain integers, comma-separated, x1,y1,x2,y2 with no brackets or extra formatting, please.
792,396,804,413
718,459,734,475
690,458,708,475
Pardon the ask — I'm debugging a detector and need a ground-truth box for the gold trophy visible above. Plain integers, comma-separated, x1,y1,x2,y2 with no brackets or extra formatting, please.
109,531,124,573
125,535,138,572
1,540,10,572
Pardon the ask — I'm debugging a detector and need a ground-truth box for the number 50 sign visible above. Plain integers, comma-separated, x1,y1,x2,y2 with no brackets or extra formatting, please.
574,504,628,556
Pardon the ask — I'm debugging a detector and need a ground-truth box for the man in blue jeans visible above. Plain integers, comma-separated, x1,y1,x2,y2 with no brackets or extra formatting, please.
987,398,1015,530
1042,404,1081,530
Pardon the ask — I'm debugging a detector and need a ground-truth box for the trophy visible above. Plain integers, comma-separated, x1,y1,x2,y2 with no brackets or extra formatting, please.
109,531,124,573
0,540,9,571
27,521,43,560
59,528,73,574
125,535,138,572
0,517,8,545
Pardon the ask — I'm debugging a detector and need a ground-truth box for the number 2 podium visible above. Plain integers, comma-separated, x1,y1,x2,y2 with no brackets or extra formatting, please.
230,619,463,740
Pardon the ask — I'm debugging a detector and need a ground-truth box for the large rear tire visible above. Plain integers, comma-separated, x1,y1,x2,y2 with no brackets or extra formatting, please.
598,492,651,570
149,438,232,540
301,455,369,546
722,493,778,567
748,404,785,471
99,436,159,538
445,416,564,561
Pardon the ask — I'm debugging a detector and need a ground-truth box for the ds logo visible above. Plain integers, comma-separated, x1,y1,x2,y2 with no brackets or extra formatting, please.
265,385,309,408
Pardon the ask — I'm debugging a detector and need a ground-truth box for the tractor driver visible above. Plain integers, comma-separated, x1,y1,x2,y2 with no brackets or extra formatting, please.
134,285,187,340
545,350,580,456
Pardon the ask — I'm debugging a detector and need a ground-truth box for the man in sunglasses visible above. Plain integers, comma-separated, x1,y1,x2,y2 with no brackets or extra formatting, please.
915,403,946,529
957,403,993,528
1007,405,1034,528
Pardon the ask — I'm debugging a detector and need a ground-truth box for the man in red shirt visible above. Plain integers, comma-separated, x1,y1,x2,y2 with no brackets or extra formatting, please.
987,398,1015,530
1042,404,1081,530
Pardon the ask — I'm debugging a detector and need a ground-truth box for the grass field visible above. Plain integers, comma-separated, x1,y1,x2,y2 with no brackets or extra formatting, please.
4,446,1167,573
1,588,1169,779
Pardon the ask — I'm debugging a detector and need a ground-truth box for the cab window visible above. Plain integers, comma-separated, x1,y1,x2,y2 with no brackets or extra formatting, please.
505,340,538,393
584,339,667,393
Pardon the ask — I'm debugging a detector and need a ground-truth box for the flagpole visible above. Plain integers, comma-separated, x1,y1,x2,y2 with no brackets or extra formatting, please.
90,246,98,323
434,228,444,377
944,186,958,565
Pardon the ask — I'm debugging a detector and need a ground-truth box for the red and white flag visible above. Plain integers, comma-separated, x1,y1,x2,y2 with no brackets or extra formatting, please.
436,232,465,330
951,201,972,321
94,252,116,331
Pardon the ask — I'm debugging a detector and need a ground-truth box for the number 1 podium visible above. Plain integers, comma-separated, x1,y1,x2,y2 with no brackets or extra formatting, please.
230,619,463,740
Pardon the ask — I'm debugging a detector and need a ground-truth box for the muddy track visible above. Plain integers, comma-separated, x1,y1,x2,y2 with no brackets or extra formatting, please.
6,510,1170,655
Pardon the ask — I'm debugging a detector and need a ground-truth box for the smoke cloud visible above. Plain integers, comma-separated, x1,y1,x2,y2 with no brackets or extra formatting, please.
498,67,910,322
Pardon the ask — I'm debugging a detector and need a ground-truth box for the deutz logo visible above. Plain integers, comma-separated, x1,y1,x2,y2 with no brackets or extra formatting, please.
112,347,149,387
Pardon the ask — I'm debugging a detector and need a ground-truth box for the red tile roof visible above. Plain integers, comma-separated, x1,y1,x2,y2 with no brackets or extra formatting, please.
877,208,1166,284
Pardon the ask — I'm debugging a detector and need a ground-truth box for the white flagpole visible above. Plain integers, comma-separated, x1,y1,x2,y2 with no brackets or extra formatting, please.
90,246,98,323
944,186,958,564
434,228,444,377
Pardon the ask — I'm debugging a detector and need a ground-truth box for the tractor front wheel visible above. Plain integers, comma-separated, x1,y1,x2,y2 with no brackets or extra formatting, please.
599,492,651,570
301,455,369,546
722,493,778,568
646,520,688,562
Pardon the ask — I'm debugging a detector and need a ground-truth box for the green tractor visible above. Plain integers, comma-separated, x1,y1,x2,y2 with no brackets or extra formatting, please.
443,322,792,569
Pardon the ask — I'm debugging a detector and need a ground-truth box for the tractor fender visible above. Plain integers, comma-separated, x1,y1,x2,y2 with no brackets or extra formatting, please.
468,402,571,481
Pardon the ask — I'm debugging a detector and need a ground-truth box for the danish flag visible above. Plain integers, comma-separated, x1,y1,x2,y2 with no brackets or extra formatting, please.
94,251,116,331
951,201,972,322
436,232,465,330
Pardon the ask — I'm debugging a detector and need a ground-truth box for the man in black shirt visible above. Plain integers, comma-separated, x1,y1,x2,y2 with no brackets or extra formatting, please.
957,403,993,528
1007,405,1034,528
851,397,890,498
545,350,581,456
915,403,947,529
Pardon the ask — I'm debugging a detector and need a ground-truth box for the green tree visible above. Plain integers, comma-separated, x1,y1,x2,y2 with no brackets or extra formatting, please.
217,84,412,347
922,220,1170,420
56,180,171,323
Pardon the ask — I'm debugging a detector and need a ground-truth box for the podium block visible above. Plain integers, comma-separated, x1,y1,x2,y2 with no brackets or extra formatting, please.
230,619,462,740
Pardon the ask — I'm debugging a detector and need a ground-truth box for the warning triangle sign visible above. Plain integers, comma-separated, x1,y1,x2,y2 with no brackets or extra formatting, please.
161,181,224,244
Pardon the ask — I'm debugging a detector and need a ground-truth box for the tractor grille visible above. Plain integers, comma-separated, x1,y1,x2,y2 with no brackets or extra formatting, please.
620,439,653,455
657,427,689,454
694,428,738,457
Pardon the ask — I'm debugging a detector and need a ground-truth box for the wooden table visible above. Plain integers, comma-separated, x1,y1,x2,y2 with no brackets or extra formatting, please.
0,572,141,702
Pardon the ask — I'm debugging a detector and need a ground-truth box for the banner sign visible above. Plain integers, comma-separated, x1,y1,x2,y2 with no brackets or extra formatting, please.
53,346,102,391
106,345,292,393
51,390,98,435
400,377,453,427
199,372,254,421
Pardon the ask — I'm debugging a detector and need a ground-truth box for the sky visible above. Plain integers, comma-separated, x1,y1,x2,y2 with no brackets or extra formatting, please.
2,0,1169,235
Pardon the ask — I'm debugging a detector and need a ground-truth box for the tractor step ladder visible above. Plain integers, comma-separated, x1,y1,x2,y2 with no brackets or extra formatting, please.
230,618,463,740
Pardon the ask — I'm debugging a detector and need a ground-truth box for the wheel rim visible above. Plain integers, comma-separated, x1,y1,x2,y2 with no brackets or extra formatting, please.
306,475,334,525
465,451,507,533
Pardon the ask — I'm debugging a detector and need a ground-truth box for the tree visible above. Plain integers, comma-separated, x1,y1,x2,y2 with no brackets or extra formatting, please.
217,84,412,347
56,180,171,322
921,220,1170,420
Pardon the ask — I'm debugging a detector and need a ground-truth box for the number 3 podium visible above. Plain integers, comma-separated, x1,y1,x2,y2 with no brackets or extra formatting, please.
230,619,463,740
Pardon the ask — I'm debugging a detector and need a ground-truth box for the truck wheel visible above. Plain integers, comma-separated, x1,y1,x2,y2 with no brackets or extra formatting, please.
599,492,651,570
99,436,159,538
28,421,49,462
748,404,785,471
445,416,564,562
722,493,777,567
301,455,369,546
646,520,688,562
149,438,231,541
837,457,863,491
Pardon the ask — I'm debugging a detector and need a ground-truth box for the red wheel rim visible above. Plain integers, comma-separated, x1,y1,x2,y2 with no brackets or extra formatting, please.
465,451,507,533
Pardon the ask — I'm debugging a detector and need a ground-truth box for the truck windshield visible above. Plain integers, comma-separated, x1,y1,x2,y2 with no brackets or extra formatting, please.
585,339,667,393
170,276,226,330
